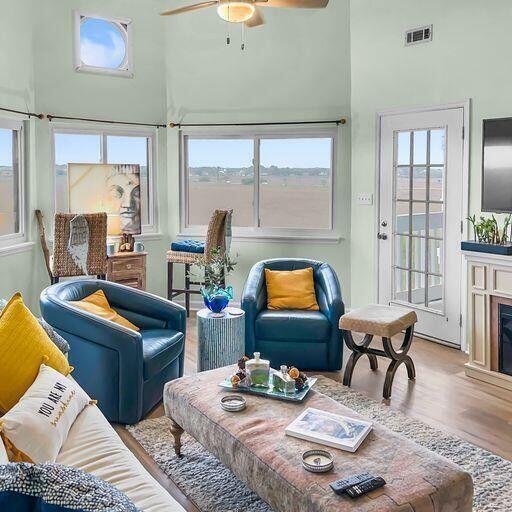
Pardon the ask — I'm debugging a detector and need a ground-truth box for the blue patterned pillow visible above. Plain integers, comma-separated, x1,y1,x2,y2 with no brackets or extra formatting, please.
171,239,205,254
0,463,139,512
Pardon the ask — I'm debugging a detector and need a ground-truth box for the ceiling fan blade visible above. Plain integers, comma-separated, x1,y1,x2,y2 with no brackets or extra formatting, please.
160,1,217,16
245,8,264,27
254,0,328,7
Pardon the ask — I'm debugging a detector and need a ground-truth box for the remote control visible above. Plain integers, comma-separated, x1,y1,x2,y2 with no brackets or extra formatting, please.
346,477,386,498
329,473,374,495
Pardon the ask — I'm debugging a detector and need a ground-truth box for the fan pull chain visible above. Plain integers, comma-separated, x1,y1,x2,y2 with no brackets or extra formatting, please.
241,22,246,51
226,4,231,45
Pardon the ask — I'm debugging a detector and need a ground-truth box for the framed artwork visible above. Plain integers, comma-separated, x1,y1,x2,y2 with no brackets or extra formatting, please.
68,163,141,235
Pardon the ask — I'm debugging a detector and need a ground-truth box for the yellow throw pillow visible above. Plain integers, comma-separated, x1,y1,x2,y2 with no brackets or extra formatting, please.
69,290,139,331
265,267,319,311
0,293,71,413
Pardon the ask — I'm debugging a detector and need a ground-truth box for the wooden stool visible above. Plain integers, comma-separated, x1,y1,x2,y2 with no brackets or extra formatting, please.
339,304,418,399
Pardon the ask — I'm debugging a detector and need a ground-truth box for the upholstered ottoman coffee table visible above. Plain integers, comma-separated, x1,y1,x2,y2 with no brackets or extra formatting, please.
164,367,473,512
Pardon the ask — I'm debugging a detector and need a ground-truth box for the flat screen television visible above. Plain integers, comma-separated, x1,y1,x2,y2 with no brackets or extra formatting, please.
482,117,512,213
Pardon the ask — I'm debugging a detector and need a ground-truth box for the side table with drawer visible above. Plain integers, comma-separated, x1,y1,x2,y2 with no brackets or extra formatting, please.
107,252,147,290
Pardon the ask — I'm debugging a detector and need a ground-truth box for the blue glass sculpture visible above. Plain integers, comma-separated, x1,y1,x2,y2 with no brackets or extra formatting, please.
201,285,234,315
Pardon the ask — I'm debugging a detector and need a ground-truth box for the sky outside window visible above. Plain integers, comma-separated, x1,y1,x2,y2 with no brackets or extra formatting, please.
80,18,126,69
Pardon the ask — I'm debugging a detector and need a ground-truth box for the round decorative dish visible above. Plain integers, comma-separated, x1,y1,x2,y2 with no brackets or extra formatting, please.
220,394,247,412
301,449,334,473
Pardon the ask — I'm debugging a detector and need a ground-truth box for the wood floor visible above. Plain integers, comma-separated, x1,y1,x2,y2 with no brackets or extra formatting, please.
115,312,512,511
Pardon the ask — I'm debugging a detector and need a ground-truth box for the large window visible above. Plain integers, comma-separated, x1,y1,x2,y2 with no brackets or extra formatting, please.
182,130,336,235
53,128,156,233
74,12,133,77
0,119,24,246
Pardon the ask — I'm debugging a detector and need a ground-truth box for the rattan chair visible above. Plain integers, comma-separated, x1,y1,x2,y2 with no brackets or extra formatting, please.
36,210,108,284
167,209,232,316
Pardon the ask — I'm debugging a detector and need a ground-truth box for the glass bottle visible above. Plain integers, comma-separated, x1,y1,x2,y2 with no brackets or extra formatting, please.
245,352,270,388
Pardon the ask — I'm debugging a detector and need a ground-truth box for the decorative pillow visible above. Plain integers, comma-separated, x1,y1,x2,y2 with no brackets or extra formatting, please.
0,293,71,413
0,364,93,464
69,290,139,331
37,318,70,355
0,298,69,356
265,267,320,311
0,439,7,466
0,462,139,511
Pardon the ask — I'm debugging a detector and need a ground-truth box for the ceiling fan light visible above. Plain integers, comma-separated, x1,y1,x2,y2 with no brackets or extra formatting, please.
217,1,255,23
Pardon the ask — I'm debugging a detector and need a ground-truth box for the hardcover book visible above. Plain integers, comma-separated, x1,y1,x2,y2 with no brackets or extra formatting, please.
285,407,372,452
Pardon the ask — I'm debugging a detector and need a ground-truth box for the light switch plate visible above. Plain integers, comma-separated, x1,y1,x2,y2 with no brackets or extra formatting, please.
357,192,374,205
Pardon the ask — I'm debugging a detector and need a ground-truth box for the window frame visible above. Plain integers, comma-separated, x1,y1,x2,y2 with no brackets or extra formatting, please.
51,124,159,236
179,126,339,241
73,10,134,78
0,118,26,250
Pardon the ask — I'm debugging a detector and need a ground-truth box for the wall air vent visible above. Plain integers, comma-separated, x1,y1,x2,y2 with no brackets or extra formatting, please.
405,25,433,46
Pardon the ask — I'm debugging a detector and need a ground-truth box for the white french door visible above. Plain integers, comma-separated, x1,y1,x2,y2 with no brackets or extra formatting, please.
377,107,465,346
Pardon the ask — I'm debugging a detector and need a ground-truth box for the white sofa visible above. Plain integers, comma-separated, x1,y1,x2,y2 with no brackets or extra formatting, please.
55,403,185,511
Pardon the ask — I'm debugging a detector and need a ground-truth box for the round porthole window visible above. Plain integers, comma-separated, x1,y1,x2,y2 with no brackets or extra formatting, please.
80,17,127,70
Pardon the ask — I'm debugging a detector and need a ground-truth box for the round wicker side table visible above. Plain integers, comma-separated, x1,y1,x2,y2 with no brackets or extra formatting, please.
197,308,246,372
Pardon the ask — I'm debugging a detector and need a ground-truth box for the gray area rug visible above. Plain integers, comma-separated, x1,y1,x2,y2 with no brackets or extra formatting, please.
127,376,512,512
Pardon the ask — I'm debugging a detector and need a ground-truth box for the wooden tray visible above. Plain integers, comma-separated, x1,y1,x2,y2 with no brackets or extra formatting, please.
219,377,317,402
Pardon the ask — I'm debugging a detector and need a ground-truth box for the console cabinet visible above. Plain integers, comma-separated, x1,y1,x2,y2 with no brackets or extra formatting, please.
464,251,512,390
107,252,147,290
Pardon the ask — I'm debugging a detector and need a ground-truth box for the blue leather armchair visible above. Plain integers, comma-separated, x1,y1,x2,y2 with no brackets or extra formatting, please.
242,259,344,371
40,280,186,425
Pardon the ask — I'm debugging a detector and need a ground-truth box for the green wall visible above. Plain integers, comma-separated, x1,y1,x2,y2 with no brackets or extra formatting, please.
164,0,352,303
0,1,45,310
350,0,512,307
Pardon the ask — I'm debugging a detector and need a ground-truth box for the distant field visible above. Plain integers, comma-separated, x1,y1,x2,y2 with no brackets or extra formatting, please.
188,177,331,228
0,178,16,236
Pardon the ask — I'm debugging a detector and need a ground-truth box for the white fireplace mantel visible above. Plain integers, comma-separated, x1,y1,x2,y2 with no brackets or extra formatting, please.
463,250,512,390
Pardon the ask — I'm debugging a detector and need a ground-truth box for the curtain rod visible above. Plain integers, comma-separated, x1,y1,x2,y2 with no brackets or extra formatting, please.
46,114,166,128
168,118,347,128
0,106,44,119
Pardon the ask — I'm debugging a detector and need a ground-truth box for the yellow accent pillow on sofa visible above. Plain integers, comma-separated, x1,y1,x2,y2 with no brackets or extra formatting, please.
69,290,139,331
265,267,319,311
0,293,71,413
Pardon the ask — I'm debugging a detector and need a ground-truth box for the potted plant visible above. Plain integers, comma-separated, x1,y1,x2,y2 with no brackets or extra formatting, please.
461,214,512,255
189,247,237,316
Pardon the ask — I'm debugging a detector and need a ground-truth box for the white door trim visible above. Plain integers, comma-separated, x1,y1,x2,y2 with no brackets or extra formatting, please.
373,100,471,352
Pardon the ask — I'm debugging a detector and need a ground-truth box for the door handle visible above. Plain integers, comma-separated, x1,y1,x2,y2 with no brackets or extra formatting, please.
377,233,388,240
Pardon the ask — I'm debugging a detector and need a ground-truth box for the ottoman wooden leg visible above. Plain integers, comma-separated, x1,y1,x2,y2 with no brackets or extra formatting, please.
381,326,416,399
343,332,378,387
170,418,184,457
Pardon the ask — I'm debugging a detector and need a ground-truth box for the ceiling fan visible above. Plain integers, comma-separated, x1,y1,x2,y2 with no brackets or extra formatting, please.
160,0,329,28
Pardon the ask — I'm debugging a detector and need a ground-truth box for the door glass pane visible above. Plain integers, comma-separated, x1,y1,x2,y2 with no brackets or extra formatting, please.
396,131,411,165
259,138,332,229
395,200,410,234
107,136,150,225
54,133,102,213
428,239,442,274
0,129,19,236
392,128,446,312
430,166,444,201
187,138,254,227
394,268,409,302
395,167,410,200
428,202,444,238
394,235,409,268
413,130,427,165
411,201,427,236
411,236,426,271
430,129,446,165
410,271,426,305
428,275,443,310
412,167,427,200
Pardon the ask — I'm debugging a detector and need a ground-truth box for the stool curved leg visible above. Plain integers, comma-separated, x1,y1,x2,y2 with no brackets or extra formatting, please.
403,356,416,380
367,353,378,371
383,359,401,400
343,351,363,387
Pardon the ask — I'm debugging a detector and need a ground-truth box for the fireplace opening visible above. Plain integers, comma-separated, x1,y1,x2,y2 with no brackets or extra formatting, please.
499,304,512,376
